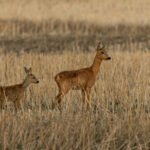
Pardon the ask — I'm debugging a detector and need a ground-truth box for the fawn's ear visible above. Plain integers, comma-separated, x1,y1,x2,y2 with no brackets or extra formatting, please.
24,67,28,74
28,67,32,73
24,67,32,74
97,42,105,51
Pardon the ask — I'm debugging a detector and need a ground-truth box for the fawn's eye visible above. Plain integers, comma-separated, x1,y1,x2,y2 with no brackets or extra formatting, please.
101,52,104,54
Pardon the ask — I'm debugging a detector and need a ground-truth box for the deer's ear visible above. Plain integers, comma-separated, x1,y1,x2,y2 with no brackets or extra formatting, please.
28,67,32,73
24,67,28,74
24,67,32,74
97,42,105,50
102,44,105,49
97,42,100,50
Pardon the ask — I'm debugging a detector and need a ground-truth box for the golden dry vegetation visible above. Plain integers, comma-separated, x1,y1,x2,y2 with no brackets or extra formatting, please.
0,0,150,149
0,50,150,149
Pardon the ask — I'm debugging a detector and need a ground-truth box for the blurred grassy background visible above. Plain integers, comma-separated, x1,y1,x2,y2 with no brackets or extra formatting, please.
0,0,149,25
0,0,149,53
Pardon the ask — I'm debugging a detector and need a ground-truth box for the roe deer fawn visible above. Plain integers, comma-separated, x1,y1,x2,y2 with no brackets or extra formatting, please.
0,67,39,112
52,42,111,111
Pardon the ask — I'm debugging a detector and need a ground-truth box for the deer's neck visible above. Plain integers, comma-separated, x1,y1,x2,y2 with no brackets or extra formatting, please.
22,77,30,90
91,54,103,77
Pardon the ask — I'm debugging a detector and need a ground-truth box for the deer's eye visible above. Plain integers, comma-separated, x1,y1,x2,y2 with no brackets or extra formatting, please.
101,52,104,54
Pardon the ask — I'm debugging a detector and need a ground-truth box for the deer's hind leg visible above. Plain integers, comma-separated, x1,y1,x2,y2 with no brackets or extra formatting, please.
52,81,69,111
54,93,63,111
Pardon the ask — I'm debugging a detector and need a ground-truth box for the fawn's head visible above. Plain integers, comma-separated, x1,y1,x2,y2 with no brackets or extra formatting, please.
24,67,39,84
96,42,111,60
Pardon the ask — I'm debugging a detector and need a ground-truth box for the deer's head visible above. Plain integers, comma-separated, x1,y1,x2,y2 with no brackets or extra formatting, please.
96,42,111,60
24,67,39,84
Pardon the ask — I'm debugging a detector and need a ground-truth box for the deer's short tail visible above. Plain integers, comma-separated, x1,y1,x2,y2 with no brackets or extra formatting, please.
55,74,60,84
55,74,62,92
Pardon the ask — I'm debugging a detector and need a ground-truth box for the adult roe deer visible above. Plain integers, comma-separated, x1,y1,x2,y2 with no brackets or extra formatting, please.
52,42,111,111
0,67,39,112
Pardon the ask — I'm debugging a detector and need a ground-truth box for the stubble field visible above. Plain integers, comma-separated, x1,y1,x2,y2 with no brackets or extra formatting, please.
0,0,150,150
0,50,150,149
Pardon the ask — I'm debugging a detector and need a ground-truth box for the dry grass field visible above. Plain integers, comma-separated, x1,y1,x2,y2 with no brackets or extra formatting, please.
0,50,150,150
0,0,150,150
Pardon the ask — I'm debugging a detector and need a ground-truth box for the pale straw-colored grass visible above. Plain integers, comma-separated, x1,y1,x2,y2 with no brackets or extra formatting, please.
0,49,150,149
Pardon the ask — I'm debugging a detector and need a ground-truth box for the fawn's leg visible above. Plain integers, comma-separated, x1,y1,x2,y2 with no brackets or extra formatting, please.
0,100,4,111
85,87,91,111
23,91,28,108
14,99,20,113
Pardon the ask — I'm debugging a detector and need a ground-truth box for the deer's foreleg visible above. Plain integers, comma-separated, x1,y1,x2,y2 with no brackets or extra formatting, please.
85,87,91,110
0,100,4,111
81,89,86,110
23,91,28,108
14,98,20,113
81,89,86,103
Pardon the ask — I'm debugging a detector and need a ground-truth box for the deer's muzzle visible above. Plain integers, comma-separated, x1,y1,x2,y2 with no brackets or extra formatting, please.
106,57,111,60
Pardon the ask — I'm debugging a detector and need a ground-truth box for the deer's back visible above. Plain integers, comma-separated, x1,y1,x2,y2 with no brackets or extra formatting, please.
55,67,96,89
0,84,24,101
